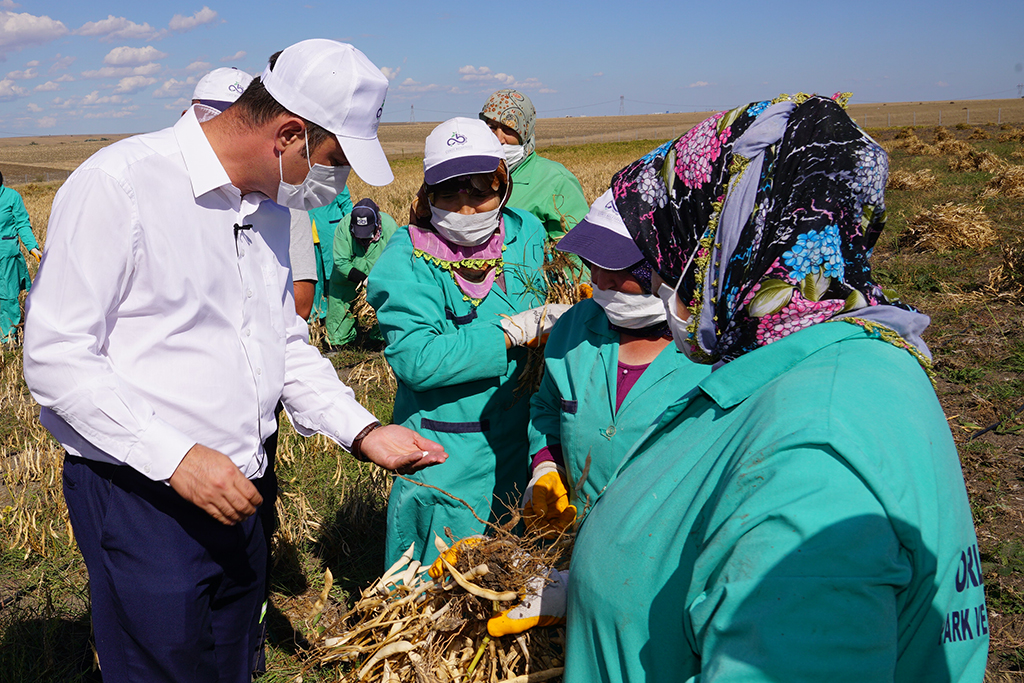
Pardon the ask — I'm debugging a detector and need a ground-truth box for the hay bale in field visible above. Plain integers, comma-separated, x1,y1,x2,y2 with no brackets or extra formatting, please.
986,238,1024,297
936,139,972,156
967,128,990,141
905,202,996,252
894,127,916,140
311,520,570,682
947,145,1004,173
894,133,939,156
933,126,955,143
888,168,937,191
997,127,1024,143
981,165,1024,199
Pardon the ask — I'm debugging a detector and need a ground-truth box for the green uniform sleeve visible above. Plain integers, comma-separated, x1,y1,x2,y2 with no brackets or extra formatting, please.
687,444,910,683
368,230,509,392
332,215,356,281
11,191,37,252
548,170,588,236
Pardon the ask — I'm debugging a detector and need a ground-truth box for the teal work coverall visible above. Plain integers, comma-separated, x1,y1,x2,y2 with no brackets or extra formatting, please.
327,211,398,346
528,298,709,512
308,186,352,327
0,185,37,339
508,153,588,241
368,208,547,566
565,322,989,683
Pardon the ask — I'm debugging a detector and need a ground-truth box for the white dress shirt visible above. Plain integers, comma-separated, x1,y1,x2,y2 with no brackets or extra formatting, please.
23,109,376,481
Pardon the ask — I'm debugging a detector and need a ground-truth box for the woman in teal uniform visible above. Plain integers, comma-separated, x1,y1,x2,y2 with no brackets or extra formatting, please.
522,189,709,534
564,95,988,682
368,117,568,566
0,172,41,341
480,89,589,240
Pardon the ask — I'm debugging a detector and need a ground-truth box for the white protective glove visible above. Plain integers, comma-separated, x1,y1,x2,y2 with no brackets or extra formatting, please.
487,568,569,637
500,303,572,348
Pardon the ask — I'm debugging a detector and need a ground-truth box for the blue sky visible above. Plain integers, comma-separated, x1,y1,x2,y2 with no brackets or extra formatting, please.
0,0,1021,135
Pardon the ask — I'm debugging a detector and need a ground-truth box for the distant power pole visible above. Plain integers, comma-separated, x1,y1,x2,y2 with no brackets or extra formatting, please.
410,105,415,122
1018,84,1023,97
619,96,625,116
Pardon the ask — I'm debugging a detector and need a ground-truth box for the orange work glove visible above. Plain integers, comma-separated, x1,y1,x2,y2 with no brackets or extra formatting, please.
521,461,576,536
427,535,487,580
487,568,569,637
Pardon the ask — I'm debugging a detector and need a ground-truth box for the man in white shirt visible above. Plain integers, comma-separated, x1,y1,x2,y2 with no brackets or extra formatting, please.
23,40,445,682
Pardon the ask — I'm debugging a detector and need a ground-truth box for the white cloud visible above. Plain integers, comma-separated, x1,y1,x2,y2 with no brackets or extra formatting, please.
380,66,400,81
84,106,138,119
152,77,191,99
689,81,710,88
113,75,155,94
456,65,544,90
26,101,39,111
0,10,68,55
186,60,211,72
169,7,218,32
104,45,167,66
593,72,603,77
163,96,189,110
221,50,245,63
55,73,73,82
0,77,27,100
34,79,57,91
0,0,20,9
936,81,949,87
75,15,158,42
50,53,75,72
5,66,35,79
539,88,556,94
81,90,125,106
25,59,36,66
36,115,56,128
83,62,161,79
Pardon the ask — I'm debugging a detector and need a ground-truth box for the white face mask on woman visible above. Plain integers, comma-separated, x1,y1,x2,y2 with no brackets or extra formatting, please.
276,136,350,211
429,204,501,246
656,244,701,358
501,143,527,171
591,286,666,330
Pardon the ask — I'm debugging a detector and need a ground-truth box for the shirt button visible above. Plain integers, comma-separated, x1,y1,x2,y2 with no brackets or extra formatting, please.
239,249,245,257
256,367,262,375
246,289,253,298
143,464,151,474
606,425,616,437
245,329,251,337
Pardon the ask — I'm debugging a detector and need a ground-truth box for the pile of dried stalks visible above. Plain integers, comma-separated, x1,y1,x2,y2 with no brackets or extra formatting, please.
933,126,955,143
351,285,379,333
905,202,997,252
981,165,1024,199
998,127,1024,143
986,238,1024,298
347,356,398,394
946,144,1005,173
967,128,990,141
893,133,939,156
888,168,937,191
310,517,570,682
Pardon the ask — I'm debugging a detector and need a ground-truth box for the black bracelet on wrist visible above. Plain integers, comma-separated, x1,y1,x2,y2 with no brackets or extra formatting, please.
350,421,382,462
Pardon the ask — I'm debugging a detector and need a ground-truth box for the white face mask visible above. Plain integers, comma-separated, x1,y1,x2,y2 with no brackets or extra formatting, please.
656,244,701,359
276,136,350,211
429,204,501,246
591,286,666,330
501,143,526,171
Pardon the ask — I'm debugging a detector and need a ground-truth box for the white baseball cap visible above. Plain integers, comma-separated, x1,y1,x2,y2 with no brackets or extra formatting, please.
261,39,393,186
557,189,644,270
192,67,253,112
423,117,503,186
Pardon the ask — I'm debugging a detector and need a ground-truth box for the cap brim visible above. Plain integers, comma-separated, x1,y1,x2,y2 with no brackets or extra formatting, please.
557,219,644,270
425,155,500,186
338,135,394,186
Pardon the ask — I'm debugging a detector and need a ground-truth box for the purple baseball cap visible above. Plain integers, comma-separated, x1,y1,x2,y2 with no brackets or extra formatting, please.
423,117,503,186
557,189,644,270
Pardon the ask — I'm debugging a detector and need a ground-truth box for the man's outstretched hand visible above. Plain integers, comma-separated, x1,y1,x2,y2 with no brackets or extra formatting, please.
359,424,448,474
169,443,263,525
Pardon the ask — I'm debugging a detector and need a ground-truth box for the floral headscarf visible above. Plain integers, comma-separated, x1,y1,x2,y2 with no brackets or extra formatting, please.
613,93,931,366
479,89,536,158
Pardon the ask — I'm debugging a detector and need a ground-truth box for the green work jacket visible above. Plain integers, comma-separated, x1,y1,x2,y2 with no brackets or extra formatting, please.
367,208,547,566
307,186,352,319
326,211,398,345
0,185,36,300
565,322,988,683
508,153,589,241
528,298,709,512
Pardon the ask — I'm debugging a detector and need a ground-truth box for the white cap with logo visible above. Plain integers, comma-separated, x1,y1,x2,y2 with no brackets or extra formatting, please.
192,67,253,112
261,39,393,186
423,117,503,186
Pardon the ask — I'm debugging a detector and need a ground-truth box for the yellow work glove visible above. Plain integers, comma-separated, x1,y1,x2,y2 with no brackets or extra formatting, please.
487,568,569,637
427,535,486,580
521,461,576,536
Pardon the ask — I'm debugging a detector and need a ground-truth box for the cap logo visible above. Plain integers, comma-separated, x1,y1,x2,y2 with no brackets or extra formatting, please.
228,82,245,95
376,96,385,120
356,217,368,225
447,132,467,146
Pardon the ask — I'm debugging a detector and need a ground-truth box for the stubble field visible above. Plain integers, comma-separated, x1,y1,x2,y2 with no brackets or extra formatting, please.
1,100,1024,681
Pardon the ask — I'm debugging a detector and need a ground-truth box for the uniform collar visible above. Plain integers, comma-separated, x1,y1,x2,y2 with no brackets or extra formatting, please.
696,322,866,409
509,151,537,185
173,108,237,201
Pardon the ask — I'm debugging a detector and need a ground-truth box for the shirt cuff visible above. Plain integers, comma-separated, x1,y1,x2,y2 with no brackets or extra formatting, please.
532,444,564,470
123,416,197,482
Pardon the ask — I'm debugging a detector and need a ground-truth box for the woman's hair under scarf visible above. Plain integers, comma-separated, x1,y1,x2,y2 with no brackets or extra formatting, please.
479,89,536,159
612,93,932,368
